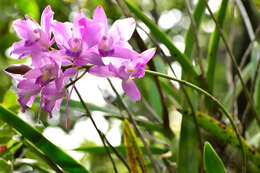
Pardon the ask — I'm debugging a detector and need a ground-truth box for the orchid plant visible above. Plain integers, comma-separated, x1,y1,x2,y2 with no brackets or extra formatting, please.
3,1,258,172
5,5,156,127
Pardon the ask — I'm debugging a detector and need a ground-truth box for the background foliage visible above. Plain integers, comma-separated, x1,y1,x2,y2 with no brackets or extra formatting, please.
1,0,260,172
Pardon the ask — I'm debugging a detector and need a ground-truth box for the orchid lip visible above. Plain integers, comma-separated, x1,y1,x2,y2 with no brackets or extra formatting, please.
65,49,82,57
98,48,114,57
24,39,39,47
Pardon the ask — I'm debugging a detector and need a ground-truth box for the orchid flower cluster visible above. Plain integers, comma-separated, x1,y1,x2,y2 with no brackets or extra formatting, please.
5,6,156,125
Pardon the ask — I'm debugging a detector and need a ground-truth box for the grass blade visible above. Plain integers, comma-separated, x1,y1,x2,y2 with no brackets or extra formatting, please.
74,145,167,155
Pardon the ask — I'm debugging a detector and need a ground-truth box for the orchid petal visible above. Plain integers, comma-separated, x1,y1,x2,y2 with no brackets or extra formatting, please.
12,19,30,39
41,5,54,38
24,69,42,79
93,6,108,32
52,21,72,48
109,18,136,42
73,11,85,39
141,48,156,63
112,46,139,59
75,51,104,66
122,79,141,101
79,19,103,48
18,80,38,90
89,65,114,77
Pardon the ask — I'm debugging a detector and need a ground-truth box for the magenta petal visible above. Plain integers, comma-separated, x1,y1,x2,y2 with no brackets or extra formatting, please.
109,18,136,42
79,21,103,48
52,21,71,48
93,6,108,32
75,51,104,66
112,46,139,59
18,80,37,90
24,69,41,79
41,5,54,38
26,94,38,107
64,67,77,77
141,48,156,63
89,65,114,77
122,79,141,101
73,12,85,38
12,19,30,39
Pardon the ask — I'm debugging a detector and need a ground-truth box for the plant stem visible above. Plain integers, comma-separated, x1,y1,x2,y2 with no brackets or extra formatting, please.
145,69,246,171
74,86,119,173
107,78,161,173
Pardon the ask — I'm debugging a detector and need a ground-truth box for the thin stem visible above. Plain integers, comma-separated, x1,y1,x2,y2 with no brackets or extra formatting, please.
145,69,246,171
202,0,260,130
107,78,161,173
101,132,131,171
240,27,260,69
23,139,63,173
66,69,88,88
141,98,162,123
235,0,255,41
74,86,119,173
184,0,205,76
242,54,260,134
116,0,169,129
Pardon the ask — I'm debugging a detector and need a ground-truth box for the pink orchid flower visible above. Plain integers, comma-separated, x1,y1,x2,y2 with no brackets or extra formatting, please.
11,6,54,67
52,12,104,66
79,6,139,59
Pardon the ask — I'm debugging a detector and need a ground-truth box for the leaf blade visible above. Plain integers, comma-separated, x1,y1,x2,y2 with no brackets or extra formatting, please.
123,119,148,173
204,142,226,173
0,105,89,173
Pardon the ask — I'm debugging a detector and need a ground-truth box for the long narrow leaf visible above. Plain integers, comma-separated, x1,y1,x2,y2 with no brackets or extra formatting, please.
206,0,229,93
0,105,89,173
74,145,167,155
181,109,260,169
123,119,148,173
103,114,174,138
204,142,226,173
178,115,200,173
223,62,253,110
184,0,206,58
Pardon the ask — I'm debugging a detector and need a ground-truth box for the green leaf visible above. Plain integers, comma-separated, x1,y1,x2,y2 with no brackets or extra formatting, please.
140,76,162,119
2,90,20,113
124,0,199,79
178,115,200,173
223,62,253,110
74,145,167,155
34,97,120,115
204,142,226,173
103,114,174,138
0,105,89,173
160,80,181,105
184,0,206,58
255,74,260,115
0,123,15,144
254,0,260,11
181,110,260,169
0,158,12,173
206,0,229,93
123,119,148,173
